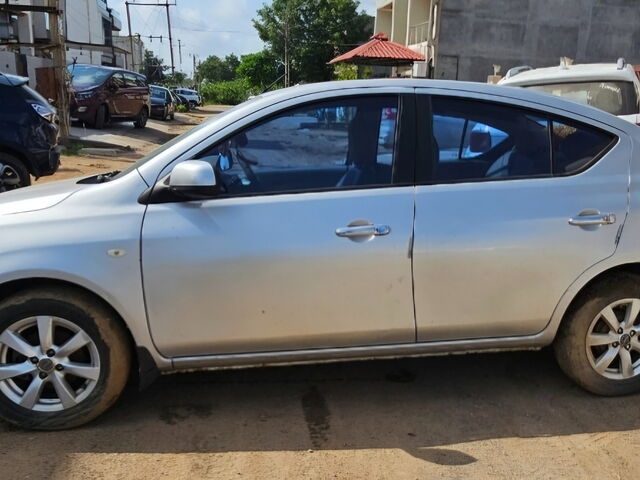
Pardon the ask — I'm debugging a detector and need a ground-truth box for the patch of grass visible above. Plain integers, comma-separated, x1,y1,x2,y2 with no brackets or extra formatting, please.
61,142,83,156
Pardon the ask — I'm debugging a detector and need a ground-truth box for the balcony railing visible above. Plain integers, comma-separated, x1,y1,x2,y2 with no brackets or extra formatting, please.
408,21,430,46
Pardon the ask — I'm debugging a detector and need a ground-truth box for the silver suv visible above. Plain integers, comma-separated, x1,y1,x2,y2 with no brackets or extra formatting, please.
0,79,639,430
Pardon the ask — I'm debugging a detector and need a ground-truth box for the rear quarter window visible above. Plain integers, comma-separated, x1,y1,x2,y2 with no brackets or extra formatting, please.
552,120,616,174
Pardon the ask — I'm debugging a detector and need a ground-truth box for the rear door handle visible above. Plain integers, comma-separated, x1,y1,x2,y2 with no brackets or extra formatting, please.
569,213,616,226
335,224,391,238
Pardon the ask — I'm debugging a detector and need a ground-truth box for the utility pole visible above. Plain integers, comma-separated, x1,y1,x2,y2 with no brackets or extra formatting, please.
125,1,134,71
125,2,176,75
178,39,182,67
283,1,290,87
165,1,175,76
50,0,69,138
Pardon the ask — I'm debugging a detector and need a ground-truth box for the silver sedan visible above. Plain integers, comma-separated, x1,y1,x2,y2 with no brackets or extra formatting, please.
1,79,639,430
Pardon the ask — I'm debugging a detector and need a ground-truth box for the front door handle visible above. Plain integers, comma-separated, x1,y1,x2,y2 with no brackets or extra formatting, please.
335,224,391,238
569,213,616,226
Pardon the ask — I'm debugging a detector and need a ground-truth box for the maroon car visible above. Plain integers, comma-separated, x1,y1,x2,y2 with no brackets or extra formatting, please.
68,64,151,129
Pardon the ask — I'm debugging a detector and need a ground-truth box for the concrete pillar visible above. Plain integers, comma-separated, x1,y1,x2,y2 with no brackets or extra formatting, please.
17,12,34,56
391,0,409,45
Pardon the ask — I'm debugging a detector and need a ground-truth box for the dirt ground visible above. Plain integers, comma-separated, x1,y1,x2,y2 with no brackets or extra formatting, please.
5,105,640,479
1,351,639,479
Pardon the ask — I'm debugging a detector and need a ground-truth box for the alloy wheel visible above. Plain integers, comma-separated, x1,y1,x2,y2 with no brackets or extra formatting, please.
586,298,640,380
0,317,101,412
0,162,22,191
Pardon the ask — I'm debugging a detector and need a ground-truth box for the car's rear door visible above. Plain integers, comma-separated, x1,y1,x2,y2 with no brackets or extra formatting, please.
141,91,417,357
412,89,630,341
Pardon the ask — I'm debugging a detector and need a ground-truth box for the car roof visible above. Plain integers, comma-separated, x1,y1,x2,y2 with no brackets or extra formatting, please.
69,63,146,78
150,84,169,91
499,63,639,86
0,72,28,87
250,78,630,128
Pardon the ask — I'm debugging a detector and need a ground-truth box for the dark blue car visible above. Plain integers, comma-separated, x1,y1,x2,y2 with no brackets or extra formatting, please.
0,73,60,191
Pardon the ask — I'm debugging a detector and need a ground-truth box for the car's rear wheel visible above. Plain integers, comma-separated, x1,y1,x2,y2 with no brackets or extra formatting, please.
0,152,31,192
554,273,640,395
0,288,131,430
134,107,148,129
94,104,107,130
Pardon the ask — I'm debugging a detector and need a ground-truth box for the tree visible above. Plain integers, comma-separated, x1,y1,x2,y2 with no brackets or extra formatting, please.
142,49,166,83
197,54,241,83
237,50,281,91
253,0,373,85
163,71,189,87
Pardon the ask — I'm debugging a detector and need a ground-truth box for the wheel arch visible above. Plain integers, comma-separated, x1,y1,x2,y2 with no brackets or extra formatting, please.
556,263,640,334
0,144,35,176
0,277,159,389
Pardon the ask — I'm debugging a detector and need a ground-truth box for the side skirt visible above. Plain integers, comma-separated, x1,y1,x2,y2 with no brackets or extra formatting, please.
167,332,553,373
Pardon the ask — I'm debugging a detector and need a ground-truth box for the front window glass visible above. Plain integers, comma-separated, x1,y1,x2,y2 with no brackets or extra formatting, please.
68,65,113,88
195,96,399,195
525,81,638,116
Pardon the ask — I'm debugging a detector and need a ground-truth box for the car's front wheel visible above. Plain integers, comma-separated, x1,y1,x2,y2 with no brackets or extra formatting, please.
0,152,30,192
555,273,640,395
0,288,131,430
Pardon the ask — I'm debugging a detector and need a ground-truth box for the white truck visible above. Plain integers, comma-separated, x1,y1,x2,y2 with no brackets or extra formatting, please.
499,58,640,125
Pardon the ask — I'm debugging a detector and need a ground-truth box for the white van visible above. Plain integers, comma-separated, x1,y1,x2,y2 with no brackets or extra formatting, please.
499,58,640,125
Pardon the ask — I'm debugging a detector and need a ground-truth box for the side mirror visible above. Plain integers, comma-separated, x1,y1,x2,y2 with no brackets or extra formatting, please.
469,130,492,153
169,160,219,199
108,83,118,92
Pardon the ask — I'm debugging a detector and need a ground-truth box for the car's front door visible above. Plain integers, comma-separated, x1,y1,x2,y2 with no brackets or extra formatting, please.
413,91,630,341
141,94,417,357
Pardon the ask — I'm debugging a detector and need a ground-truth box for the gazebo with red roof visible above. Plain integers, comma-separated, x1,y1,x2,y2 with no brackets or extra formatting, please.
329,32,426,67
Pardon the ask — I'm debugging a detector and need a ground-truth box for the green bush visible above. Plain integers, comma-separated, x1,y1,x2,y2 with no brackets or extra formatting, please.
176,104,188,113
200,79,251,105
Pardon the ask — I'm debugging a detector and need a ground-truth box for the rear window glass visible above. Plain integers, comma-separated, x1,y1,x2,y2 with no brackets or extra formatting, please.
151,87,165,98
552,121,615,174
525,81,639,116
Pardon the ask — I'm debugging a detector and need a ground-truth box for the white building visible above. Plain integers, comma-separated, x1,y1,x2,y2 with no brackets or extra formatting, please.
1,0,141,85
373,0,440,77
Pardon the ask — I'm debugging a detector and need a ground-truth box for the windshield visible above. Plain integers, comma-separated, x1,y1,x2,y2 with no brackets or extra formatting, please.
524,81,639,116
68,65,113,89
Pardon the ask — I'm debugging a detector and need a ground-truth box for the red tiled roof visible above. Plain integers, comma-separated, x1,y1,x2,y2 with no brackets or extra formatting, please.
329,33,426,66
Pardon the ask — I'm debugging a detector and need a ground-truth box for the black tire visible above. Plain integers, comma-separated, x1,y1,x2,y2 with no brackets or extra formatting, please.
0,152,31,192
169,110,175,120
94,104,107,130
554,272,640,396
0,287,131,430
134,107,148,129
161,106,168,121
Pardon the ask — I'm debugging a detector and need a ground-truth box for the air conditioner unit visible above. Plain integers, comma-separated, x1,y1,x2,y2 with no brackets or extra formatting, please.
412,61,429,78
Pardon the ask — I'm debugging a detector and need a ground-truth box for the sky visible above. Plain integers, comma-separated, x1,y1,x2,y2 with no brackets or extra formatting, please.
110,0,378,77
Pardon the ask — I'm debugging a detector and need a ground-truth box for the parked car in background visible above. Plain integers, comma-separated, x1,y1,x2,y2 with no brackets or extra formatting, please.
2,79,640,430
150,85,175,121
68,64,150,129
499,58,640,124
172,87,201,108
0,73,60,191
170,90,187,110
